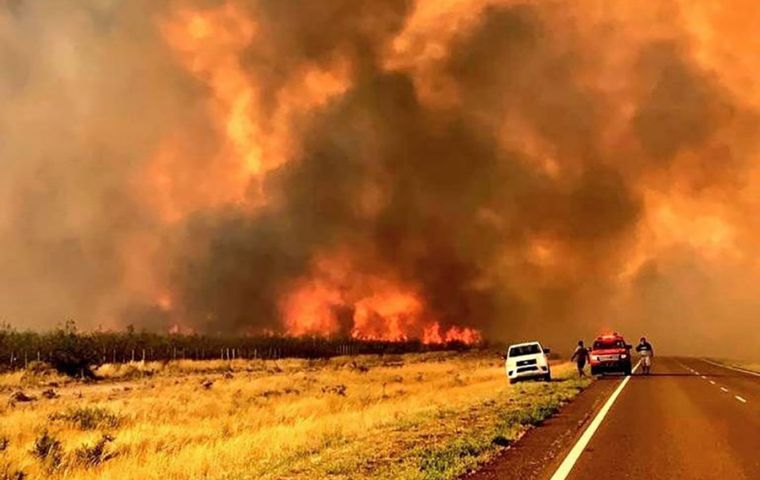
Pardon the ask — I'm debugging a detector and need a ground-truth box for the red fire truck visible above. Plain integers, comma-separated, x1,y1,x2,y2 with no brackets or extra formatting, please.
589,333,633,376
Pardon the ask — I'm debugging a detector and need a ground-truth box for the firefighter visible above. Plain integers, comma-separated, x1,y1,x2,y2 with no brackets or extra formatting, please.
570,340,590,377
636,337,654,375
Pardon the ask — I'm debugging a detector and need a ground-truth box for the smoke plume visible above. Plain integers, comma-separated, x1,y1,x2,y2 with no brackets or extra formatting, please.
1,0,758,356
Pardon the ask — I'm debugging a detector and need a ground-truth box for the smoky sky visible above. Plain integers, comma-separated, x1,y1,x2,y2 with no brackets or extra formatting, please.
1,0,758,357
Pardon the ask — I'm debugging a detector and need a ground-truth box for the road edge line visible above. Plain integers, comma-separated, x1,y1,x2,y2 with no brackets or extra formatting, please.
548,361,640,480
701,359,760,378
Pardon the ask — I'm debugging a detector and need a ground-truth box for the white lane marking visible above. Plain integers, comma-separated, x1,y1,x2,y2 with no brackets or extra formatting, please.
701,359,760,378
700,375,707,379
549,361,641,480
694,371,700,375
675,360,697,375
680,359,750,405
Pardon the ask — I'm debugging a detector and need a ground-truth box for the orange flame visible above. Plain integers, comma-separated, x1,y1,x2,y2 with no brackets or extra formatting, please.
280,279,343,337
422,323,482,344
279,251,481,344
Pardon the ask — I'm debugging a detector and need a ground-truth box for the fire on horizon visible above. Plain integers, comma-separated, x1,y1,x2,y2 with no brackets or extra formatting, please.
1,1,759,355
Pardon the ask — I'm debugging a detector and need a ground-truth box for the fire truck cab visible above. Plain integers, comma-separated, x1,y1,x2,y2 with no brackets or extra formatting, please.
589,333,633,376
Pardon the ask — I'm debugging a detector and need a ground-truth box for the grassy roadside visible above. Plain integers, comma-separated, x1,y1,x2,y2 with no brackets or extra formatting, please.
709,359,760,373
739,363,760,372
0,352,591,480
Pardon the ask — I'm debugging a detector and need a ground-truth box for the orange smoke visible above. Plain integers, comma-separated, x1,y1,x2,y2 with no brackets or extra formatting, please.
150,2,482,342
39,0,753,355
148,2,351,222
155,3,260,216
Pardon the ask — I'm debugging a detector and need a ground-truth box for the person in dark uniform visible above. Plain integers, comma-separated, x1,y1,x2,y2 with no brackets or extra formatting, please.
570,340,590,377
636,337,654,375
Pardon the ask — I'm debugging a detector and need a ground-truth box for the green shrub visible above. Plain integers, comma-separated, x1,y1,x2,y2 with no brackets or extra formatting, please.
49,406,121,431
75,434,117,467
0,462,26,480
31,431,62,470
45,321,102,378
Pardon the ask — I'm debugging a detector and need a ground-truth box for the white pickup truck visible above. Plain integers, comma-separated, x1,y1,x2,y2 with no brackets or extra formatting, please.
505,341,552,384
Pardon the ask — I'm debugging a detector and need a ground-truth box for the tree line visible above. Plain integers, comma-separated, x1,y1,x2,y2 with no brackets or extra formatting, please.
0,321,473,377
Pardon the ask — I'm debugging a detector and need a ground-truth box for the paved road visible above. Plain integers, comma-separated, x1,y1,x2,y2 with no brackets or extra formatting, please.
561,357,760,480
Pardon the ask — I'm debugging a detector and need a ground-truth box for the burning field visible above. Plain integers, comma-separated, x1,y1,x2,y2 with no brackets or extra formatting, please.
2,1,760,354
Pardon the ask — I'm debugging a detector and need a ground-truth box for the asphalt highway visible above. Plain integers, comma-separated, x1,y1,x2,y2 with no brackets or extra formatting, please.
559,357,760,480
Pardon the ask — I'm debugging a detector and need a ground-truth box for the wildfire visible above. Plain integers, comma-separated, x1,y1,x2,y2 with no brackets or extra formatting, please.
124,0,758,349
422,323,482,344
280,279,344,337
279,252,481,344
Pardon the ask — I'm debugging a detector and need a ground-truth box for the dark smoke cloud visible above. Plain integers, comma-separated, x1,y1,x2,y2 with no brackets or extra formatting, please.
1,0,758,357
633,41,732,162
170,1,642,339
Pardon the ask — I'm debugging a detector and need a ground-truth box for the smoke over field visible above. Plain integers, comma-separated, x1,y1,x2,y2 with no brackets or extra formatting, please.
1,1,759,355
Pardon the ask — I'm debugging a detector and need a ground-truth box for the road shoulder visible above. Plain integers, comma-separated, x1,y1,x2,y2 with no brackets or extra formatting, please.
463,375,624,480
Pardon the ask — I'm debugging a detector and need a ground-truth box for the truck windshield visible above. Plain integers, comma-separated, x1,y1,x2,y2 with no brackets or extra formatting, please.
593,339,625,350
509,344,541,357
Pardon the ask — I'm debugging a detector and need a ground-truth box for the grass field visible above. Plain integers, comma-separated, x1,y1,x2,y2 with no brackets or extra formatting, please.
708,357,760,373
715,360,760,373
0,352,590,480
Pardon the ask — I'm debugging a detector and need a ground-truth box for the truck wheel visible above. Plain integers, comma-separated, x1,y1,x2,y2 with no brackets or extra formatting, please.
509,378,517,385
590,367,599,376
543,373,552,382
624,367,632,376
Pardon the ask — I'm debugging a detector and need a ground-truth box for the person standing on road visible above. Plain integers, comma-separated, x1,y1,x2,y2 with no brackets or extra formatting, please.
570,340,590,377
636,337,654,375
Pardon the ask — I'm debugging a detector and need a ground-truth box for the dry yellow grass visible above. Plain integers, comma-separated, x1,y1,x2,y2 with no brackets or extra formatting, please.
710,358,760,374
722,360,760,373
0,352,590,480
